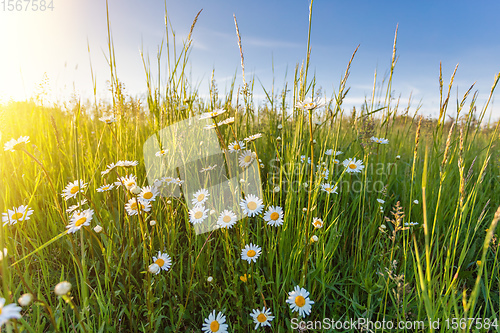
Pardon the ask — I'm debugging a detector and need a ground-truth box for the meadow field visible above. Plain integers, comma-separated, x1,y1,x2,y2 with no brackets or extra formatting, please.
1,3,500,333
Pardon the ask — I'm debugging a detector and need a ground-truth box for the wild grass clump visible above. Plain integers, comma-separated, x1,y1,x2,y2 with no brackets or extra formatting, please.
1,2,500,332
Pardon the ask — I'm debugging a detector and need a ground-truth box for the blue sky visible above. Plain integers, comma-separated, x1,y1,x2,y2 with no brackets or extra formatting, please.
1,0,499,118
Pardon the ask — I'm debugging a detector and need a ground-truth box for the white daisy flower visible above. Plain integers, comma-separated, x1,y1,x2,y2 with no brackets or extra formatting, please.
318,168,329,180
320,183,338,194
61,180,87,201
228,140,245,152
138,186,159,202
0,298,22,326
250,307,274,330
202,310,228,333
238,150,255,168
218,117,234,126
189,205,209,224
124,198,151,216
286,286,314,317
244,133,262,142
239,194,264,217
97,184,114,192
310,235,319,243
217,210,237,229
376,198,385,204
295,97,324,111
333,159,340,165
325,149,333,156
204,124,217,130
161,176,175,184
241,243,262,263
312,217,323,229
4,136,30,152
342,158,365,173
66,209,94,234
151,251,172,274
115,175,137,190
155,148,169,157
101,163,117,176
334,151,343,156
370,136,389,144
66,199,88,214
170,178,184,186
263,206,284,226
2,205,34,226
199,108,226,120
404,222,419,227
192,188,210,206
116,160,139,168
99,115,116,124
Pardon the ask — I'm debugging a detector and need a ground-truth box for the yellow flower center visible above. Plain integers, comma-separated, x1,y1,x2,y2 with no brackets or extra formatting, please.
270,212,280,220
240,274,248,282
313,221,322,228
197,193,205,202
326,187,331,192
247,201,257,210
223,215,231,223
155,258,165,267
70,186,79,194
244,155,252,163
234,144,240,150
75,217,87,227
349,163,357,169
295,295,306,307
143,192,153,199
12,212,24,220
305,103,313,108
160,150,165,154
210,320,220,332
257,313,267,323
0,307,2,315
126,181,135,187
130,202,145,211
334,160,339,164
247,250,256,257
194,211,203,219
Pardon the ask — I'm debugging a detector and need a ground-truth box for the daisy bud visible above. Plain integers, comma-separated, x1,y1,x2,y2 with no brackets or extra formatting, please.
18,293,34,306
302,208,307,213
167,200,172,204
260,164,264,168
0,248,7,261
396,155,401,160
149,220,156,226
277,124,283,129
94,225,103,234
413,199,419,204
273,186,280,192
210,210,216,215
381,224,387,229
207,276,213,282
313,139,317,144
148,263,160,274
130,185,142,195
54,281,72,296
310,235,319,243
276,136,282,142
240,179,245,183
